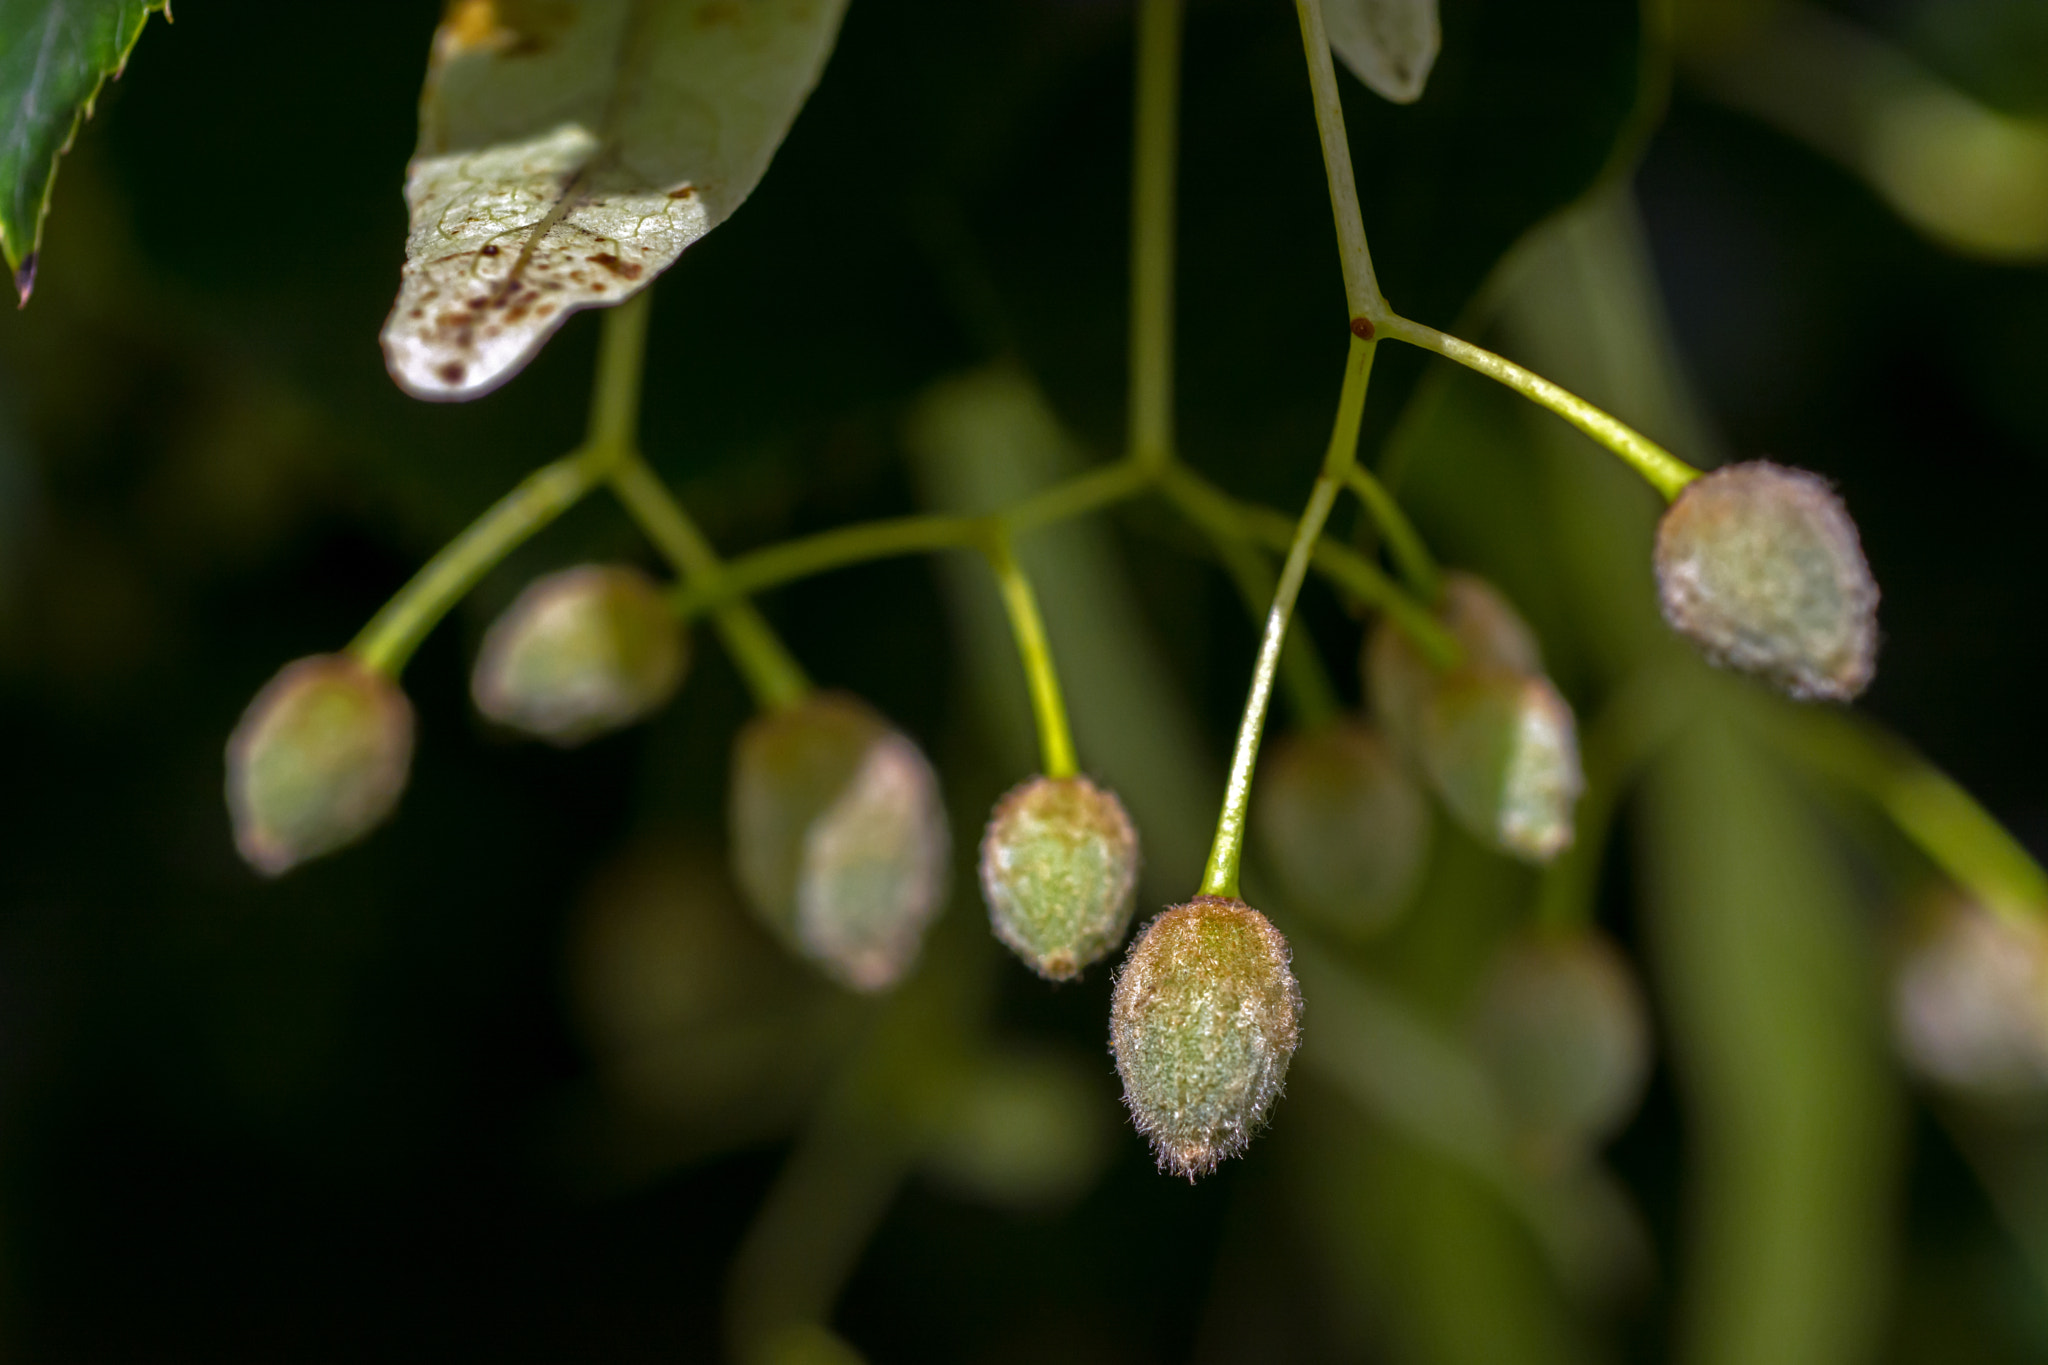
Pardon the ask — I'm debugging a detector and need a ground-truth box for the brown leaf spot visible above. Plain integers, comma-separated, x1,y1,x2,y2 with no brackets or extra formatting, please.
438,361,468,386
585,252,644,280
667,185,696,200
481,243,501,257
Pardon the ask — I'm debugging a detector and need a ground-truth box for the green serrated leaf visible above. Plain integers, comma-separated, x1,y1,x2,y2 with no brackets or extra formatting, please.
1325,0,1439,105
0,0,164,305
382,0,848,402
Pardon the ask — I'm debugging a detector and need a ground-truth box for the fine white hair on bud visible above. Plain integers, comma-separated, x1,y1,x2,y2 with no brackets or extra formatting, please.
471,563,687,745
226,654,415,876
1110,896,1303,1181
730,692,950,993
979,774,1141,981
1255,721,1429,937
1654,460,1879,701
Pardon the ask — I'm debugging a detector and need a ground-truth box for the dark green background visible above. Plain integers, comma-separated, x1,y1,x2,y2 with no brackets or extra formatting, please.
2,0,2047,1359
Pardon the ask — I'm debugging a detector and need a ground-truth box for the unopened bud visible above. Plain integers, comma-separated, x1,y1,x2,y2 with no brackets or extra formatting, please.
1470,933,1652,1171
978,775,1140,981
1654,460,1878,701
1255,721,1429,936
225,654,414,876
1894,896,2048,1097
730,692,949,993
1422,671,1581,862
472,564,686,745
1366,572,1542,757
1110,896,1302,1180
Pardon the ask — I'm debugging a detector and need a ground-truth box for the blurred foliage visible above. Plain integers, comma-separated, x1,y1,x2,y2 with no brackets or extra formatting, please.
3,0,2048,1362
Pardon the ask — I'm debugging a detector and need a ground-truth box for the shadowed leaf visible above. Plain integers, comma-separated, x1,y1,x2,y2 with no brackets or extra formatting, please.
382,0,848,401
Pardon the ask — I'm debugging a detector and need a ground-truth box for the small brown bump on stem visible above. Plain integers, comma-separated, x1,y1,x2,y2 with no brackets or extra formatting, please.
1349,316,1375,340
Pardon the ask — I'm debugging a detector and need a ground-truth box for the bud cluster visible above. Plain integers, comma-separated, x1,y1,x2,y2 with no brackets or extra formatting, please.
1110,896,1303,1180
730,692,950,993
1654,460,1878,701
979,774,1140,981
1365,572,1582,862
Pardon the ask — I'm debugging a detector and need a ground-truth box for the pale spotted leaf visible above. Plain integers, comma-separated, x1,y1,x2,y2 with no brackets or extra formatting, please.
382,0,849,402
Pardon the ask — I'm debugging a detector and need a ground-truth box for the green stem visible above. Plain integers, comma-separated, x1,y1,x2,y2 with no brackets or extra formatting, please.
1344,464,1440,601
348,450,605,676
1294,0,1387,320
1129,0,1184,473
983,529,1079,779
587,291,651,452
608,455,812,711
1378,313,1702,501
1200,336,1378,898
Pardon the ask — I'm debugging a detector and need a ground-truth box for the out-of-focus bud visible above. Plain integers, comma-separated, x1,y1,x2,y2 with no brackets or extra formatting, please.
1421,671,1582,862
730,692,949,993
1366,571,1542,758
978,774,1140,981
1894,896,2048,1098
753,1323,869,1365
1110,896,1302,1180
923,1048,1111,1210
1254,720,1429,936
226,654,414,876
1469,932,1653,1172
1654,460,1878,701
471,564,687,745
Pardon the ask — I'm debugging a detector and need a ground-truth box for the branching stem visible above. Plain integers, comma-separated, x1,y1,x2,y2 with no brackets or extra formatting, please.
1294,0,1387,319
1199,335,1378,899
1378,313,1701,501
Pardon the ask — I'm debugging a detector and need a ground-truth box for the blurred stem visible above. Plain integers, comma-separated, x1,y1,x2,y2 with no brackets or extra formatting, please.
1129,0,1183,474
1378,313,1701,501
1744,700,2048,925
1162,464,1459,667
606,456,811,711
1207,532,1343,731
1200,336,1377,899
1344,463,1440,600
983,528,1078,779
1294,0,1387,319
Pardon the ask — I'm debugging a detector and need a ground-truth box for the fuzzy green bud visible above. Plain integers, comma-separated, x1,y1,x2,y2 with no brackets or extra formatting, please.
1654,460,1878,701
1254,721,1429,936
1366,571,1542,758
472,564,687,745
1110,896,1303,1180
1894,896,2048,1097
978,774,1140,981
225,654,414,876
1421,671,1582,862
730,692,949,993
1470,933,1652,1171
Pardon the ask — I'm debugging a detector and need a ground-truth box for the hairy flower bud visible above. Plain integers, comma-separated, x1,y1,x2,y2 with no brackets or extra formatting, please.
1470,933,1652,1170
1421,671,1582,862
1894,896,2048,1097
472,564,687,745
1366,571,1542,758
979,775,1140,981
1110,896,1302,1180
1654,460,1878,701
1255,721,1429,936
226,654,414,876
730,692,949,993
